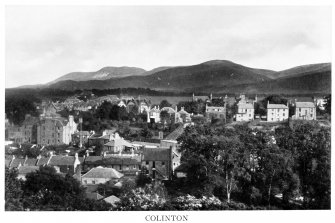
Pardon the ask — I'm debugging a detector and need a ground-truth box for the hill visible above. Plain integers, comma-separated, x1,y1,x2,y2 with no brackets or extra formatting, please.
16,60,331,95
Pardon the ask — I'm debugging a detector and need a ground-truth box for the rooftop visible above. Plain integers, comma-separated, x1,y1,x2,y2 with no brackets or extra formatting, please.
296,102,315,108
82,166,124,179
267,104,288,109
164,125,184,141
18,166,39,175
142,147,171,161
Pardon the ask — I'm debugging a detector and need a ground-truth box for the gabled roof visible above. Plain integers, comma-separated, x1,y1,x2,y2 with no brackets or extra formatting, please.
296,102,315,108
104,195,120,205
24,158,38,166
49,155,77,166
82,166,124,179
5,159,12,168
36,157,51,166
142,147,171,161
18,166,39,175
84,156,103,164
267,104,288,109
10,158,25,168
104,138,133,148
22,116,39,126
161,107,176,114
238,103,254,109
164,125,184,141
102,156,141,165
132,141,160,148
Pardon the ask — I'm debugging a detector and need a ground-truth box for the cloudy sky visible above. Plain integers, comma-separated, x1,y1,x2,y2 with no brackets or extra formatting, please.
5,6,331,88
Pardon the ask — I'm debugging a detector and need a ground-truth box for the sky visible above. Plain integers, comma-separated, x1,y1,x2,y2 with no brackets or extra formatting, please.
5,6,332,88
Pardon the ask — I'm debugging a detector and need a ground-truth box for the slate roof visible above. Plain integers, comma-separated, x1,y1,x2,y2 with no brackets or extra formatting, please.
267,104,288,109
22,116,39,126
36,157,51,166
10,158,25,168
142,147,171,161
49,155,76,166
296,102,315,108
24,158,38,166
82,166,124,179
104,138,133,148
132,141,160,148
84,156,103,164
161,107,176,114
5,159,12,168
164,125,184,141
102,156,141,165
238,103,254,109
103,195,120,206
18,166,39,175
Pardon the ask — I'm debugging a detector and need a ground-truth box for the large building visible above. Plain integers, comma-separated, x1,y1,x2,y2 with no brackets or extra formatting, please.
267,102,289,122
293,102,316,120
205,104,226,121
37,115,77,145
236,103,255,121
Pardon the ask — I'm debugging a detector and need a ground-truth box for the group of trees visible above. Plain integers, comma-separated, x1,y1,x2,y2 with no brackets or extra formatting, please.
177,121,330,209
5,166,112,211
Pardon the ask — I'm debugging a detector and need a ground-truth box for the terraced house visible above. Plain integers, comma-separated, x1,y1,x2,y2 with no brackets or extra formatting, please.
267,102,289,122
293,102,316,120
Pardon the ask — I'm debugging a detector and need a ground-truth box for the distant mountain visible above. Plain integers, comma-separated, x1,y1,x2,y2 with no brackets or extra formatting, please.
48,66,147,84
17,60,331,95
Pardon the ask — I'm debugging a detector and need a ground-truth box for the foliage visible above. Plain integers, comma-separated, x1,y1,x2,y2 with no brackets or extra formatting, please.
5,96,39,125
5,168,24,211
159,100,172,108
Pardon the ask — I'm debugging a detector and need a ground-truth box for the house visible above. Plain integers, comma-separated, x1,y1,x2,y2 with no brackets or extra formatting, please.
142,147,173,180
160,106,179,123
160,124,185,171
6,155,25,169
37,115,77,145
48,153,81,175
205,104,226,121
236,103,254,121
192,93,211,102
138,101,150,113
177,107,191,123
101,155,142,176
7,114,39,144
88,134,112,148
103,137,133,154
103,195,120,207
117,100,126,108
81,166,124,185
293,102,316,120
83,155,142,176
71,131,91,146
17,166,39,180
267,102,289,122
7,125,25,144
147,106,161,123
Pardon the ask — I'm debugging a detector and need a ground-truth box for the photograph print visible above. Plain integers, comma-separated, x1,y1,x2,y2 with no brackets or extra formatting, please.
4,5,331,211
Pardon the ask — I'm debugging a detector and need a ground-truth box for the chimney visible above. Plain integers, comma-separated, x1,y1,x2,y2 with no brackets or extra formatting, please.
73,153,81,173
131,148,134,157
86,150,89,157
175,105,178,112
158,131,163,140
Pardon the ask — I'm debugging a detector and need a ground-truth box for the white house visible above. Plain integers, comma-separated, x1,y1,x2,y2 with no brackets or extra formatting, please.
81,166,124,185
267,102,289,122
293,102,316,120
147,106,161,123
236,103,254,121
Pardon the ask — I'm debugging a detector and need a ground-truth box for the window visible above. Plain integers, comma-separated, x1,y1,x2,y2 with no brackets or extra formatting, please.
146,161,149,165
92,180,96,185
162,162,165,166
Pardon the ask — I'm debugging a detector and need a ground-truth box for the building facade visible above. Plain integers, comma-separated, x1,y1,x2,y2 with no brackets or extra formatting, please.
236,103,254,121
267,102,289,122
293,102,316,120
205,104,226,121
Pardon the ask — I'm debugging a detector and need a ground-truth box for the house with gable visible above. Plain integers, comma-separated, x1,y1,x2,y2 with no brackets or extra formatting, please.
267,101,289,122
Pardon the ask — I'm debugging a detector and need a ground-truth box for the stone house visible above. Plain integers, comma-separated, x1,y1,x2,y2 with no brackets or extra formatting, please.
142,147,173,180
267,102,289,122
293,102,316,120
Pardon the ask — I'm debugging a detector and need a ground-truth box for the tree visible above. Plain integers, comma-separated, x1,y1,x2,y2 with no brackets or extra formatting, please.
5,168,24,211
5,97,39,125
160,100,172,108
